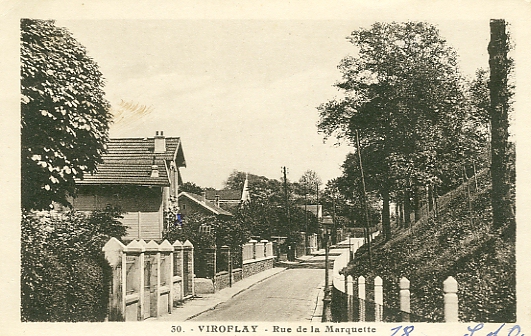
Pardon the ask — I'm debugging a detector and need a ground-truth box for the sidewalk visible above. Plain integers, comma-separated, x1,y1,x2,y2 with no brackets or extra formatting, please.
155,267,286,322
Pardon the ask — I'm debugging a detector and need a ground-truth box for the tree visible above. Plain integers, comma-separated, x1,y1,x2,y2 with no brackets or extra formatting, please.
488,19,515,233
180,181,204,195
298,170,322,197
224,170,245,190
222,170,319,246
333,155,381,227
317,22,466,241
21,19,111,210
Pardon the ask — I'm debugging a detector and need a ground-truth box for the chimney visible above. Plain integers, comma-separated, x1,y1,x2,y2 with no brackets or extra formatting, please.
150,164,159,178
154,131,166,153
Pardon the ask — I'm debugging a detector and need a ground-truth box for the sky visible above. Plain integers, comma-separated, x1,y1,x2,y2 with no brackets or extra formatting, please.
54,18,491,189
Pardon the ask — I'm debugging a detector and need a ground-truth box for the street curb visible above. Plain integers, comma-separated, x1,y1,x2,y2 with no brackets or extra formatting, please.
310,281,325,323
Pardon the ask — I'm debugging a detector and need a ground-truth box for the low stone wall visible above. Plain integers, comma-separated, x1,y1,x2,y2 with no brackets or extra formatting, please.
215,271,231,290
196,239,276,294
242,256,275,278
233,268,243,282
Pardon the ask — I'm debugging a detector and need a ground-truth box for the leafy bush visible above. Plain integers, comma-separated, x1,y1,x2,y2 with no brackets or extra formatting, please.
21,206,125,321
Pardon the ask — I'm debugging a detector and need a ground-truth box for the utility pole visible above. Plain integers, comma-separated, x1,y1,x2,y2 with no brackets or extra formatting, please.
316,182,320,249
332,190,337,245
282,166,292,260
322,222,331,322
304,191,309,254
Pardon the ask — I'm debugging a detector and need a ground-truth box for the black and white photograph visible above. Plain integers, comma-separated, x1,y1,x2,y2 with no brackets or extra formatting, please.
3,0,531,335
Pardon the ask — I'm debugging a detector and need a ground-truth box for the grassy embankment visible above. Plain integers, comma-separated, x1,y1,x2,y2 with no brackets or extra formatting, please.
345,168,515,322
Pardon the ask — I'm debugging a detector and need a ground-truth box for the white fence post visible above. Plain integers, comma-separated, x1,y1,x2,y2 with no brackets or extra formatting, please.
399,277,410,322
443,276,459,322
346,275,353,322
358,276,366,322
374,276,383,322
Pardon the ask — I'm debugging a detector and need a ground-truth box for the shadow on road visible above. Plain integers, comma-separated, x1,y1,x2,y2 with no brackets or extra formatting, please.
275,259,331,269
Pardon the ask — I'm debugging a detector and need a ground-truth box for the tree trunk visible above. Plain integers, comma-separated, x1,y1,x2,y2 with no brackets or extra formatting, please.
381,186,391,241
434,185,439,218
428,184,434,214
413,186,421,222
398,201,404,228
404,187,411,228
488,19,514,232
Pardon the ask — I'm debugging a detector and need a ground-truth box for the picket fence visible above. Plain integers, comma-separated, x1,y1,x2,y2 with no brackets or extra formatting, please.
102,238,194,321
340,275,459,322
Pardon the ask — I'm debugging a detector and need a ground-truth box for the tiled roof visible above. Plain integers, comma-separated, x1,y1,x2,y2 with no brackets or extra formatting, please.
205,189,242,201
76,137,185,186
179,192,233,216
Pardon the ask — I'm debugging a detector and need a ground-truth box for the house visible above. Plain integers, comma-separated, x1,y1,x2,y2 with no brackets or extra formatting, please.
204,173,250,212
178,192,233,219
72,131,185,240
204,189,241,211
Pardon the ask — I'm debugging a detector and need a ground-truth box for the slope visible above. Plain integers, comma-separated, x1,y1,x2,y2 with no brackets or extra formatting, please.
344,168,516,322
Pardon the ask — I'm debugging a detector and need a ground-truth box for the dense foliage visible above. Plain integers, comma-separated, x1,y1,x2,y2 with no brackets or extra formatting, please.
179,181,205,195
345,169,515,322
163,211,250,250
317,22,489,242
21,19,111,210
223,170,320,242
163,210,251,278
21,206,126,321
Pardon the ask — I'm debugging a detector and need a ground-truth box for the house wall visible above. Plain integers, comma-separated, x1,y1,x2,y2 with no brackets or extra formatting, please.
73,185,164,240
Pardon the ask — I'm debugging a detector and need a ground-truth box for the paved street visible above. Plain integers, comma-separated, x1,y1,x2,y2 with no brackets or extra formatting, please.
190,268,325,321
154,249,340,323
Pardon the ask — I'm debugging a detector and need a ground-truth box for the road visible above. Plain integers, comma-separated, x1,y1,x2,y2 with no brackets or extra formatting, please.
190,258,328,321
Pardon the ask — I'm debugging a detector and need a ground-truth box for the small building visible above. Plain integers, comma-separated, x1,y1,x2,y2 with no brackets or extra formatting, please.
72,131,185,240
178,191,233,219
204,189,241,212
204,173,250,213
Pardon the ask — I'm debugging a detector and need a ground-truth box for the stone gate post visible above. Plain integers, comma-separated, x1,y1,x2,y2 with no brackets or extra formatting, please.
172,240,184,303
183,240,195,297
